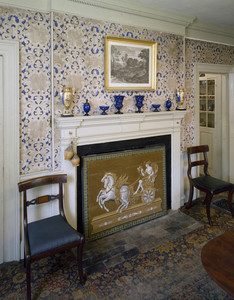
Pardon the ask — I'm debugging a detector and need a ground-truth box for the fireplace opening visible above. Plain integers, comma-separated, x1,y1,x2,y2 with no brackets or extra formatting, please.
77,135,171,241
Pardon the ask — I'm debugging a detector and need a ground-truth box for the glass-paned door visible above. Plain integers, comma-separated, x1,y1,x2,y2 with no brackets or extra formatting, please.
199,74,222,178
199,79,215,128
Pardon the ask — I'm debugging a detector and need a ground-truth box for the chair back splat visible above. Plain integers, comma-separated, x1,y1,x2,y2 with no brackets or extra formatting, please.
18,174,86,300
186,145,234,225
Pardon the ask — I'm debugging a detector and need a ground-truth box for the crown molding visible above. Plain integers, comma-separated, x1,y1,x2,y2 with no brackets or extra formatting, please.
67,0,194,27
50,0,193,35
0,0,50,12
186,20,234,46
1,0,234,45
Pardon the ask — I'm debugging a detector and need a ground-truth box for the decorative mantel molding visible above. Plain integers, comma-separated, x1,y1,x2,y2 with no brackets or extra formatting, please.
55,111,186,229
55,111,186,146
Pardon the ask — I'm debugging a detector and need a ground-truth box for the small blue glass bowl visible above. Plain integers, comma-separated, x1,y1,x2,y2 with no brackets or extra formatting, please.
99,106,109,115
152,104,161,112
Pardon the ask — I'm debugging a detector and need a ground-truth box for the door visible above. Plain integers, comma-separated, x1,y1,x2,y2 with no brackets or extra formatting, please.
0,55,3,263
0,41,19,263
199,74,222,177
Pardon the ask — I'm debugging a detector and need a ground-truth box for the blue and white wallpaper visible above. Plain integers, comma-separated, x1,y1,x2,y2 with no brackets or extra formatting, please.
0,6,234,174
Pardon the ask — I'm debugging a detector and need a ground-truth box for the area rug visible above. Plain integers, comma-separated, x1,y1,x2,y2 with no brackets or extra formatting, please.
211,197,234,215
0,200,233,300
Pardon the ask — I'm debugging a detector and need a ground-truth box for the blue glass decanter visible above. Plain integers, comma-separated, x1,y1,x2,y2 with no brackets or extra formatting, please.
135,95,144,113
114,95,124,114
83,99,91,116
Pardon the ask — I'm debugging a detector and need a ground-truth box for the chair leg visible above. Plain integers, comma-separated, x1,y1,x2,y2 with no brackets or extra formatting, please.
205,193,213,226
26,259,31,300
203,194,208,205
227,189,234,217
186,183,194,209
77,238,86,286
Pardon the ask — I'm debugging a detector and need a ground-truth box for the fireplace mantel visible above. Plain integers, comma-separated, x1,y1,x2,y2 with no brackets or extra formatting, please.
55,111,186,145
55,111,186,229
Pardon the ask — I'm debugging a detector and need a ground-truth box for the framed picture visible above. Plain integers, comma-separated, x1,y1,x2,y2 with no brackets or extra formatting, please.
105,36,157,91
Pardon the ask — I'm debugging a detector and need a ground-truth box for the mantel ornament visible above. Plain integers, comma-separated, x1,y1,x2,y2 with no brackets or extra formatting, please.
114,95,124,114
176,88,186,110
60,87,75,117
83,99,91,116
165,99,172,111
64,133,80,167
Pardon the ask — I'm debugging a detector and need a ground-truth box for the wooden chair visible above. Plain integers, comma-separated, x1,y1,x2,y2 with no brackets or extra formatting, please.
186,145,234,225
18,174,86,300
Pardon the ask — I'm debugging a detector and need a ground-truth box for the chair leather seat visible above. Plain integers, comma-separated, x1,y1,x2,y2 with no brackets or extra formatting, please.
28,215,81,256
193,175,233,193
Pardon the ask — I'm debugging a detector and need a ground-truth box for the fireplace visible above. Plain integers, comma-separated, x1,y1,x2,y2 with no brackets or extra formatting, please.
55,111,186,231
77,135,171,240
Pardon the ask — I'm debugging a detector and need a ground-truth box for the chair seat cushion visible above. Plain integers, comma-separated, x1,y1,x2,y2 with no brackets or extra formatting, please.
28,215,82,256
193,175,233,193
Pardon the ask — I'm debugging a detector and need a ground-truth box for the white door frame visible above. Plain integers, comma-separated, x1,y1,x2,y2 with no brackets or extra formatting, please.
0,40,19,263
195,63,234,181
229,73,234,183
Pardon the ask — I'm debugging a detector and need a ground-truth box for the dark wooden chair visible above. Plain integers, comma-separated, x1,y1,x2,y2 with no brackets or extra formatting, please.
18,174,86,300
186,145,234,225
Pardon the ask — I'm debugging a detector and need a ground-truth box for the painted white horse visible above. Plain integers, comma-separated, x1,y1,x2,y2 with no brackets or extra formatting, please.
97,173,130,213
116,185,130,213
96,173,116,212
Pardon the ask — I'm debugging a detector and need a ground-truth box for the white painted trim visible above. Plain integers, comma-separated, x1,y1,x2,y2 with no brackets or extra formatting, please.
195,63,234,75
55,111,186,228
186,20,234,46
0,55,3,263
221,74,229,181
19,170,64,182
194,63,234,182
195,63,234,144
229,73,234,182
1,0,234,44
0,0,50,11
50,11,55,172
0,40,19,263
50,0,191,35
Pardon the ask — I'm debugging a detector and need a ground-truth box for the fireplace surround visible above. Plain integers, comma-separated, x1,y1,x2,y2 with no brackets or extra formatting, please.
77,135,171,240
55,111,186,230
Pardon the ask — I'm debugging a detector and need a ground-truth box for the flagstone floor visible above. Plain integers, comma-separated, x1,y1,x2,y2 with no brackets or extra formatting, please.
82,209,202,275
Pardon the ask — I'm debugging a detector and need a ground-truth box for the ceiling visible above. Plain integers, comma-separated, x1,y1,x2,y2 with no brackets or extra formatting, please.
134,0,234,30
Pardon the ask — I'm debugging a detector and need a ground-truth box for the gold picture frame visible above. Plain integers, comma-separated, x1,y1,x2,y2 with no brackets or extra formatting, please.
104,36,157,91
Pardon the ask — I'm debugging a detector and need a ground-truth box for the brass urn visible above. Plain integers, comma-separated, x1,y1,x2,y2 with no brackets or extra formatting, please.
60,87,75,117
176,88,186,110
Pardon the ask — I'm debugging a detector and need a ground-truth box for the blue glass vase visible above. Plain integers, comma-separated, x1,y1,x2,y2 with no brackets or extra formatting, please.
165,99,172,111
114,95,124,114
135,95,144,113
83,99,91,116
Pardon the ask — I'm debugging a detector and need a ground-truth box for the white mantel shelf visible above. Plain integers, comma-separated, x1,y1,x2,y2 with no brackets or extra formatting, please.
55,111,186,229
55,111,186,146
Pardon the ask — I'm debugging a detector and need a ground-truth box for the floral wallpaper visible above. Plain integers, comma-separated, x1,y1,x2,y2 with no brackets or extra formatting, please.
0,6,234,174
0,7,51,174
52,13,184,117
183,40,234,148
